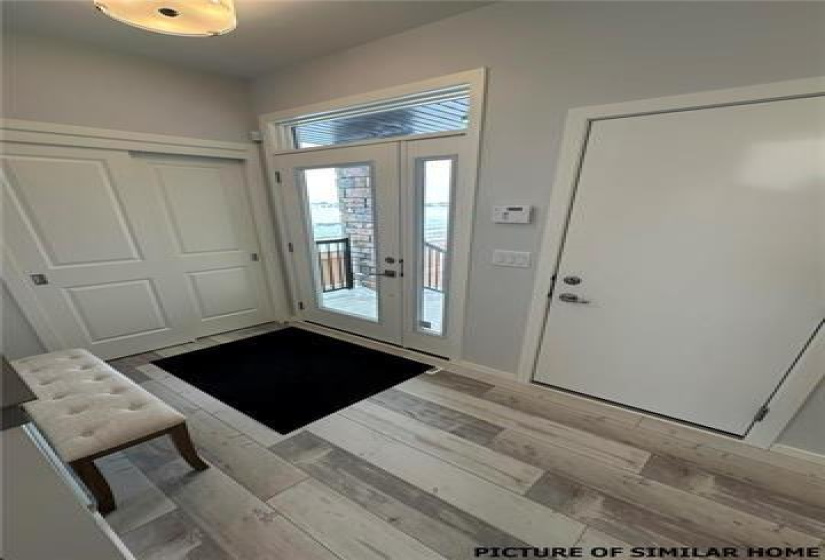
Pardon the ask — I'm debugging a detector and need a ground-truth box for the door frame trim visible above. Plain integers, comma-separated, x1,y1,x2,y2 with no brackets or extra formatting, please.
1,120,292,352
518,76,825,448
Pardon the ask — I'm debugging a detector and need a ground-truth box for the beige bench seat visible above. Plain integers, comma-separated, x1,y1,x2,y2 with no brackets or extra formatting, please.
12,348,208,513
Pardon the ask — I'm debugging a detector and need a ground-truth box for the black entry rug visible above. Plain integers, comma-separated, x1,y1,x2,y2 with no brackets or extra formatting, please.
152,327,430,433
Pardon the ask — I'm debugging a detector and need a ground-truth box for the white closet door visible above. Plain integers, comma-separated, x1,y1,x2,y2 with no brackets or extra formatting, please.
138,155,273,337
2,144,197,359
534,96,825,435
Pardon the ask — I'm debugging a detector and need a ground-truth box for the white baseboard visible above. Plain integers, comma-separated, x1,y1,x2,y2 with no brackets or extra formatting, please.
770,444,825,467
450,360,518,382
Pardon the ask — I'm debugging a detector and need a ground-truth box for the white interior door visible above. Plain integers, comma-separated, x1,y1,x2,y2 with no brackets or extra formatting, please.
277,143,403,344
137,154,274,337
534,96,825,435
2,143,196,359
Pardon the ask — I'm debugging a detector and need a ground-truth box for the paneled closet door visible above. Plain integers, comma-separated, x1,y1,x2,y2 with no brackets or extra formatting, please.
2,143,197,359
137,154,273,337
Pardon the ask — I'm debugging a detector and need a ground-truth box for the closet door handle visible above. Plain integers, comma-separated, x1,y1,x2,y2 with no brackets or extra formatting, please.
30,273,49,286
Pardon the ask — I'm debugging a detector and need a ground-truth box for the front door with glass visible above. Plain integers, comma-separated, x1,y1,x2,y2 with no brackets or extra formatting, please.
276,138,466,356
278,143,403,344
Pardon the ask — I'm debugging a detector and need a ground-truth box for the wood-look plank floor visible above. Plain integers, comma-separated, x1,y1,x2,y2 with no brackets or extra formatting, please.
103,323,825,560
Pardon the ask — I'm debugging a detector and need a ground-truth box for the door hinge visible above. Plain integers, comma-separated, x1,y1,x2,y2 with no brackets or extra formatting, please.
250,252,260,262
274,171,282,183
287,242,294,253
297,301,304,310
754,405,770,422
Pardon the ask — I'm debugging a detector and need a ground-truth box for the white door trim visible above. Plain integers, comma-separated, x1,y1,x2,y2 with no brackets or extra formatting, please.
518,76,825,448
0,119,250,158
1,121,292,354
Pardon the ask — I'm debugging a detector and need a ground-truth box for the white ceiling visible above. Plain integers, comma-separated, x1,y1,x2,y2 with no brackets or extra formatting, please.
3,0,489,78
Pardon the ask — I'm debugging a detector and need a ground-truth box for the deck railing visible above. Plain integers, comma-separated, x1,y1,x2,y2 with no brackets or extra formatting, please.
423,242,446,292
316,237,354,292
317,237,445,293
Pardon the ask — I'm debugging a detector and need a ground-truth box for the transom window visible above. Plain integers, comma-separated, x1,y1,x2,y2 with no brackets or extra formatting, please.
281,86,471,149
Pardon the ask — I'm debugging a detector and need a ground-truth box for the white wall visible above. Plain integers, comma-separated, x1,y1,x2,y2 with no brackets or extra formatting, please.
779,381,825,456
251,1,825,454
252,1,825,373
2,34,254,142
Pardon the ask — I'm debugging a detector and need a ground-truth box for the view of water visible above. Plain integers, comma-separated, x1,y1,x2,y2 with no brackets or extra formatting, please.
310,204,449,245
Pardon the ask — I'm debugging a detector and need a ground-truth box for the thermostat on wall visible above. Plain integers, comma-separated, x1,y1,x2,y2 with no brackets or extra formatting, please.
492,205,532,224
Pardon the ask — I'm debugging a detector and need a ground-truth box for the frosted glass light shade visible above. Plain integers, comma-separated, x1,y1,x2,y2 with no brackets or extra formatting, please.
94,0,236,37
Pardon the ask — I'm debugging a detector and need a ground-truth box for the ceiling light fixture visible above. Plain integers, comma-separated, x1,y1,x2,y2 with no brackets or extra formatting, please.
93,0,236,37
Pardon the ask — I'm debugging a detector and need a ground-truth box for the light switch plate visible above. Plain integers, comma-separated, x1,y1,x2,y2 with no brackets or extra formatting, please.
492,250,531,268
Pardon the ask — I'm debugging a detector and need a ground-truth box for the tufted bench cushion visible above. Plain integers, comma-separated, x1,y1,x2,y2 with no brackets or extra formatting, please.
12,349,186,463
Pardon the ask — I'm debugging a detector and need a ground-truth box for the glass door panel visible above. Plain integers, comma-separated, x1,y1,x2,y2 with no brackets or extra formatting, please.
301,165,378,322
416,158,455,336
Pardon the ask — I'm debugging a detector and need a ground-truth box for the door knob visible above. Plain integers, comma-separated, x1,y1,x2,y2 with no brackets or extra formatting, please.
559,293,590,304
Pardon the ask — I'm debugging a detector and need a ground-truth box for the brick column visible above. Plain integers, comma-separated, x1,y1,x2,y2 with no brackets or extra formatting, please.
337,167,376,290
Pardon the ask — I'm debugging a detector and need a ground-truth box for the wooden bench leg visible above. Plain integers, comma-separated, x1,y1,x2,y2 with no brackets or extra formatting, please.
168,423,209,471
70,458,115,514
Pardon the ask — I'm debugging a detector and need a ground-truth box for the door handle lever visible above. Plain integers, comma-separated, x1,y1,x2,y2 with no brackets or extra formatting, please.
559,293,590,304
368,270,397,278
30,273,49,286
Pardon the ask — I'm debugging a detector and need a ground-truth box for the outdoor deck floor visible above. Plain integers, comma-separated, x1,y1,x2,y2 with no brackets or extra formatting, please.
322,286,445,333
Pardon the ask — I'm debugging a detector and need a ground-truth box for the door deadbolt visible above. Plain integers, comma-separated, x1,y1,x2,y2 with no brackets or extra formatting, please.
563,276,582,285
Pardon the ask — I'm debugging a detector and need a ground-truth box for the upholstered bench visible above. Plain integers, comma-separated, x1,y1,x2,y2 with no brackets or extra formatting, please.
11,348,208,513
